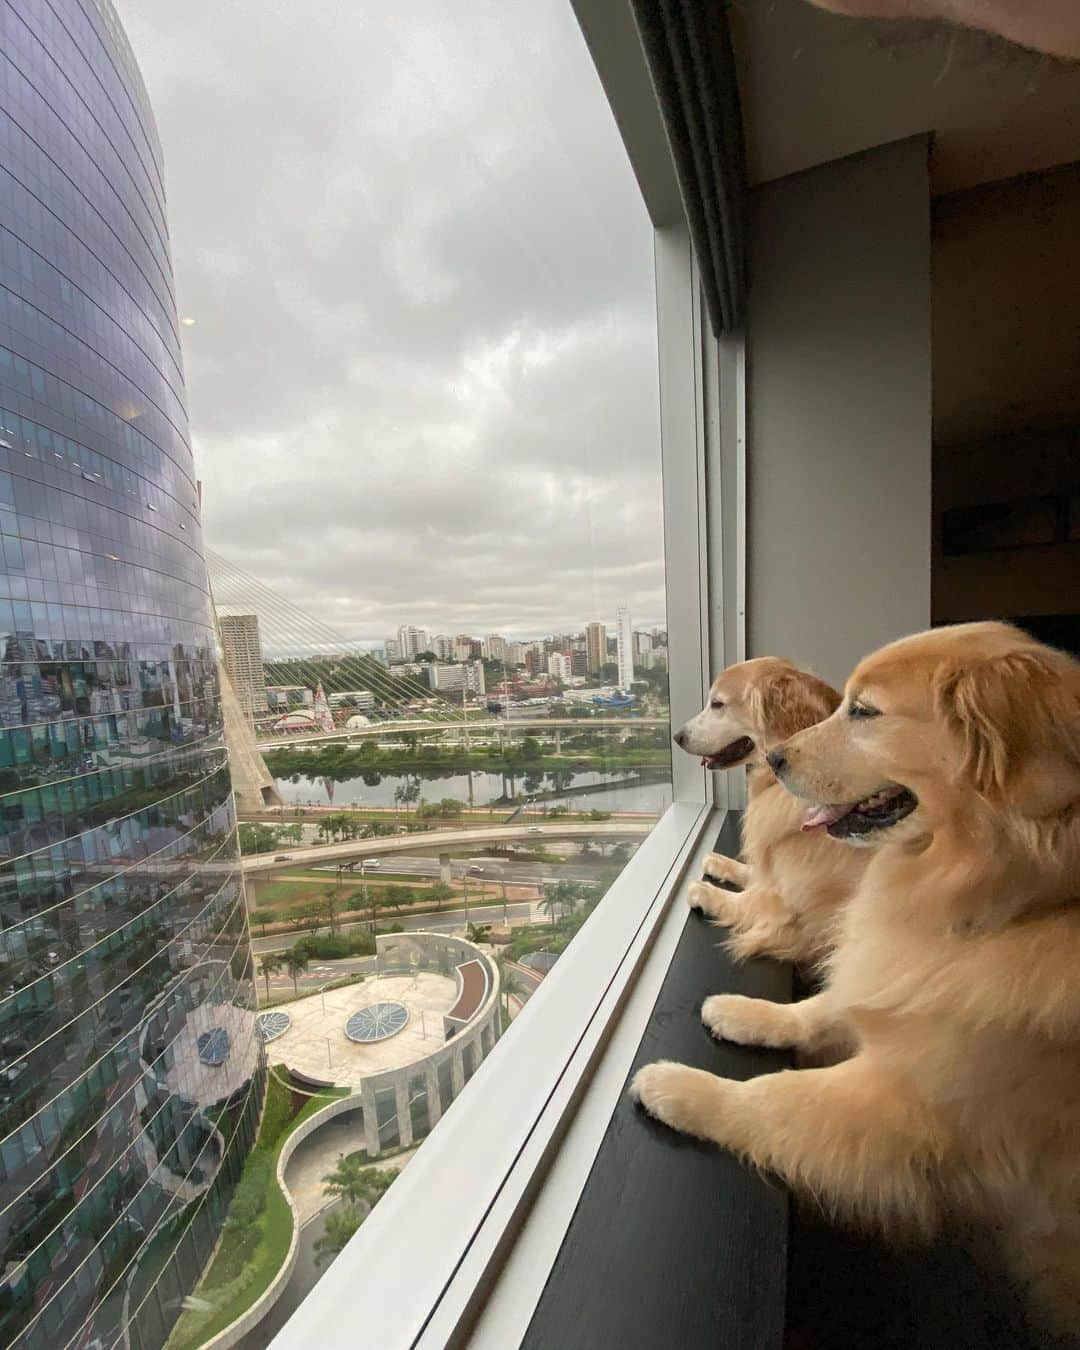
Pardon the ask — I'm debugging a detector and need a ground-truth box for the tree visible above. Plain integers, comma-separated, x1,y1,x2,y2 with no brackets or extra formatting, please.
313,1204,364,1266
321,889,340,936
427,882,453,912
322,1157,393,1207
286,903,321,934
315,1165,400,1266
283,947,309,994
384,884,413,916
258,952,282,1001
249,908,273,936
540,880,586,923
238,822,281,855
496,955,524,1019
364,820,396,839
466,922,491,945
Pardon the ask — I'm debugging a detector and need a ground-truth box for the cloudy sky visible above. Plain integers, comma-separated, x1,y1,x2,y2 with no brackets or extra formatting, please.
118,0,665,644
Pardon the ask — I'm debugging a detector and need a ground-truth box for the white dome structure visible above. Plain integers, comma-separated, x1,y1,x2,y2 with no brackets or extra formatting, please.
345,714,372,729
273,710,319,731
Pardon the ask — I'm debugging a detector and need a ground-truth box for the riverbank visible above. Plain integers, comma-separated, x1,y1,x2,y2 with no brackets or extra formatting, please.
263,743,671,781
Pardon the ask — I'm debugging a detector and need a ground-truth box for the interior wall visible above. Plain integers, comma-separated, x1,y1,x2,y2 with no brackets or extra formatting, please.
931,164,1080,632
744,138,932,690
933,164,1080,447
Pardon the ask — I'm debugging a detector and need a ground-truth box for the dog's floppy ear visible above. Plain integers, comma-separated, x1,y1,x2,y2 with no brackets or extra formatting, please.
934,647,1080,815
747,667,840,745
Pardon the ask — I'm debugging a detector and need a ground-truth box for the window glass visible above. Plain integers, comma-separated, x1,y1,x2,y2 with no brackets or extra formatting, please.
96,0,675,1331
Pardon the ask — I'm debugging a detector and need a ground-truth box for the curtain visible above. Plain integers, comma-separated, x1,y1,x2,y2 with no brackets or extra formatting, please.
630,0,747,333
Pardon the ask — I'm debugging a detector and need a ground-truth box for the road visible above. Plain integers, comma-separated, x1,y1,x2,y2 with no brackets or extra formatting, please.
241,820,651,875
255,714,666,751
307,854,613,886
251,900,545,959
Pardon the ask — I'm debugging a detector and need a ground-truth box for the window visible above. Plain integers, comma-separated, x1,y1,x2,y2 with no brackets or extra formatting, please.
6,0,742,1346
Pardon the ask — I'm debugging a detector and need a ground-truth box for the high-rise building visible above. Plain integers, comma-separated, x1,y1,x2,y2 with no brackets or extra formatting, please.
548,651,574,683
482,633,507,661
432,634,453,659
0,6,260,1347
219,613,269,722
616,606,634,689
426,661,486,696
585,621,607,674
396,624,429,658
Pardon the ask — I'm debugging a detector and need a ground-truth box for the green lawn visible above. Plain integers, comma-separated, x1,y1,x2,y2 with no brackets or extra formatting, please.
167,1074,348,1350
248,873,464,916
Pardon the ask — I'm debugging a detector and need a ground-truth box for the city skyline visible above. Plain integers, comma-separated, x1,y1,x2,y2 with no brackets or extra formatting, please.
118,0,667,639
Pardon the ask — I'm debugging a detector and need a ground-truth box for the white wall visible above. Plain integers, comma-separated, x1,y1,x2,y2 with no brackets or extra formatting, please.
744,137,933,689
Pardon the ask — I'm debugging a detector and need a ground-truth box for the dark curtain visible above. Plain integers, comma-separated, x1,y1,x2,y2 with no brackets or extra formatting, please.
630,0,747,334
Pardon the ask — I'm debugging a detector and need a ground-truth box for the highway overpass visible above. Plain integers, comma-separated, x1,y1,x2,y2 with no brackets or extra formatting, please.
254,716,666,752
240,820,652,875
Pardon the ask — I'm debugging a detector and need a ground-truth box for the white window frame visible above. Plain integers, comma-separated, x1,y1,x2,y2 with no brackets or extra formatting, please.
270,2,745,1344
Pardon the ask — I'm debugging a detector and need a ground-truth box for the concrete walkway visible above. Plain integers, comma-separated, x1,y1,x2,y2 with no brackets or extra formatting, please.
284,1115,418,1224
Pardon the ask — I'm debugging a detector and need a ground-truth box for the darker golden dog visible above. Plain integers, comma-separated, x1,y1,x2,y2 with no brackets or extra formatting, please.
635,622,1080,1331
674,657,865,963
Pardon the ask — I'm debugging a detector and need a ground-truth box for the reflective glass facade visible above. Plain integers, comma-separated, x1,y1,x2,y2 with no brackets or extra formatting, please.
0,2,260,1346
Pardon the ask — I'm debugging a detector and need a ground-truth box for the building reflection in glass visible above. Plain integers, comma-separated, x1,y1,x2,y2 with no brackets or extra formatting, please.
0,2,261,1346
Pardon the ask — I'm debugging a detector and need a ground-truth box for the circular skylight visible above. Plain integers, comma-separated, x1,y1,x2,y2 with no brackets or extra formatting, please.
345,1001,409,1043
197,1027,230,1066
255,1011,291,1043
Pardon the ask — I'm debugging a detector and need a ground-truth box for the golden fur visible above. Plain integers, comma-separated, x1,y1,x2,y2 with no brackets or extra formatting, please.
636,623,1080,1332
676,657,865,963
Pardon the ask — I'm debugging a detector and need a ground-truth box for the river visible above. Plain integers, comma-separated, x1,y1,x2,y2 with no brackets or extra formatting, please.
272,766,673,816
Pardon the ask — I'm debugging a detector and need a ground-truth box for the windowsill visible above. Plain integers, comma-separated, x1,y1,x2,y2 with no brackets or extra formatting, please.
475,810,791,1350
271,800,717,1350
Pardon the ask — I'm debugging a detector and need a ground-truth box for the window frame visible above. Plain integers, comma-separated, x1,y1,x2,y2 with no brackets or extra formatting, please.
270,1,745,1343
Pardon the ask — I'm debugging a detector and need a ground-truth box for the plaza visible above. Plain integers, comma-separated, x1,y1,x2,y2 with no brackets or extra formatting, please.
268,972,461,1087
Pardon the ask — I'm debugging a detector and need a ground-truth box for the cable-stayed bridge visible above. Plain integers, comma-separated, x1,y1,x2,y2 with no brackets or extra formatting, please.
206,548,475,726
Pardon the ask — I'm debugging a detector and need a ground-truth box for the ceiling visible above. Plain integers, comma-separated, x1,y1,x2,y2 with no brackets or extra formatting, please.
729,0,1080,194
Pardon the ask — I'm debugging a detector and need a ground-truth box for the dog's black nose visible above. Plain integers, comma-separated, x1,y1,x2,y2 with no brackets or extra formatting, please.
766,748,788,777
673,727,686,748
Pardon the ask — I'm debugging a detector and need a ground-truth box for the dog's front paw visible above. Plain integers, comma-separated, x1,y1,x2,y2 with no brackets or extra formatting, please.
702,993,793,1047
630,1060,730,1140
688,880,737,921
702,853,745,888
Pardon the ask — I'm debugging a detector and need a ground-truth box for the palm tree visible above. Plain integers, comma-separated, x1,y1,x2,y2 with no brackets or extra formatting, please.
283,947,309,994
258,952,282,1002
322,1154,372,1206
466,922,491,945
313,1204,364,1266
496,956,524,1019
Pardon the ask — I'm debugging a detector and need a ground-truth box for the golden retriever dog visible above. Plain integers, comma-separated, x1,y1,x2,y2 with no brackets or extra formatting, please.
634,622,1080,1331
674,657,866,964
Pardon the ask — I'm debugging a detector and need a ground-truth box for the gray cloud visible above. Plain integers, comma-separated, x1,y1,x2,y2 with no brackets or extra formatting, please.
119,0,665,640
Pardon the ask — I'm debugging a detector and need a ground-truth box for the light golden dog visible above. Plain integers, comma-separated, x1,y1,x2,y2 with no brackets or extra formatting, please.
674,657,866,964
634,622,1080,1331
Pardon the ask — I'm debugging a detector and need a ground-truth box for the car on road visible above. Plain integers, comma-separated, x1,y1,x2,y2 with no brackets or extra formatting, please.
273,854,292,861
527,827,543,835
362,858,381,869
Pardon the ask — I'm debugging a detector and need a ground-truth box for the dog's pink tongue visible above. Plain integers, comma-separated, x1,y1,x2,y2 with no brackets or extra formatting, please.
801,803,851,832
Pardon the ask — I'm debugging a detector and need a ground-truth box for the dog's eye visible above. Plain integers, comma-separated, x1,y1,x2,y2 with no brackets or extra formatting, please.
848,701,880,719
710,699,725,710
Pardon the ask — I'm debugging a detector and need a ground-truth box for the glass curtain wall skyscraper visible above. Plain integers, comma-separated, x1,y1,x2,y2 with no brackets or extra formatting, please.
0,2,260,1347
